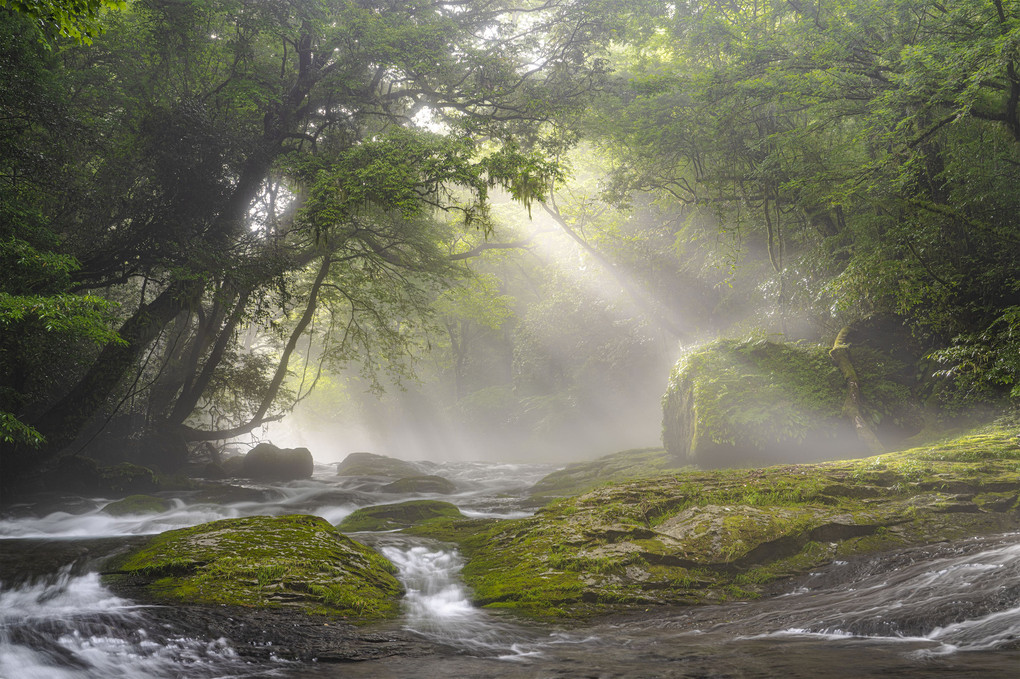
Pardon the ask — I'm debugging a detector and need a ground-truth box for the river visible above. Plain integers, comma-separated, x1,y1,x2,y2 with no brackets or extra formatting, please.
2,461,1019,678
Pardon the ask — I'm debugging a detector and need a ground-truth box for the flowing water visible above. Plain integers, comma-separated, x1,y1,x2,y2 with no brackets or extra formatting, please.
2,461,1020,678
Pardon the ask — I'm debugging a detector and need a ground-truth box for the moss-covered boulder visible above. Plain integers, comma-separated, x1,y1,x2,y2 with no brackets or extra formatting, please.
662,337,918,468
106,514,403,620
529,448,682,499
338,500,464,532
102,494,173,516
242,443,314,481
410,424,1020,619
379,475,456,495
335,452,422,478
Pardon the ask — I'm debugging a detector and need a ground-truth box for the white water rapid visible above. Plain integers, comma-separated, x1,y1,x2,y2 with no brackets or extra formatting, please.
378,537,556,659
0,568,268,679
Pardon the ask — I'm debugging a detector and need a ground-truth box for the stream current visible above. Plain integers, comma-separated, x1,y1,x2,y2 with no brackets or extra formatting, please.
2,460,1019,678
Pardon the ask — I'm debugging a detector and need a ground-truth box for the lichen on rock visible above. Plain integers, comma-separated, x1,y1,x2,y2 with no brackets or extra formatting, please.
106,514,403,620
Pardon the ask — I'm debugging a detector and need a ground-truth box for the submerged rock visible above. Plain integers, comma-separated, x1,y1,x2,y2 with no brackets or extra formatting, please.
242,443,313,480
106,514,403,620
337,500,464,532
379,475,456,495
409,424,1020,618
101,494,173,516
661,337,919,468
335,452,423,478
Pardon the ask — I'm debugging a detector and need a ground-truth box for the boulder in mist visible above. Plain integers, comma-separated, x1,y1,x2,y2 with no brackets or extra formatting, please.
335,452,422,478
242,443,314,480
662,337,919,467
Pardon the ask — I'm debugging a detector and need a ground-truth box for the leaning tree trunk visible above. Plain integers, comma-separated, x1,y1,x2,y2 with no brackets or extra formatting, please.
829,326,884,454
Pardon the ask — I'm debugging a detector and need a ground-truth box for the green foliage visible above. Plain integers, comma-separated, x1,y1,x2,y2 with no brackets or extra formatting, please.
0,0,125,44
928,307,1020,406
586,0,1020,345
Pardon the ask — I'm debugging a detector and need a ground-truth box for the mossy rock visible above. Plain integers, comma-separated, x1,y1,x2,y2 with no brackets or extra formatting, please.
379,475,456,495
662,337,918,468
335,452,422,478
102,494,173,516
411,423,1020,619
106,514,403,621
529,448,682,499
338,500,464,532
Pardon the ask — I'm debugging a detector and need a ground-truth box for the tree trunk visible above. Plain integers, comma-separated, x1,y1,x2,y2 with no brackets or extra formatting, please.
829,326,884,455
177,254,332,442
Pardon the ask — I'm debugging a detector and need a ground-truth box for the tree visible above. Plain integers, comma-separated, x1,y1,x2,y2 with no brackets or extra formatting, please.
0,0,620,485
0,0,124,44
584,0,1020,351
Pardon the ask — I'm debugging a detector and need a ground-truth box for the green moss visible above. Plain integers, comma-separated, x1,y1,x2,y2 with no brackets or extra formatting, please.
101,494,173,516
107,514,403,621
408,422,1020,620
337,500,464,532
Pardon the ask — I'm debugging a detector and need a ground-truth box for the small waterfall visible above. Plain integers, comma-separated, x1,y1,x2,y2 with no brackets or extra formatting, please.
379,538,547,659
0,568,262,679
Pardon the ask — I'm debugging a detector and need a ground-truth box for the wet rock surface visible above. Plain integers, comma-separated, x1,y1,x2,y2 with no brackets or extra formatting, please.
380,475,456,495
140,605,437,663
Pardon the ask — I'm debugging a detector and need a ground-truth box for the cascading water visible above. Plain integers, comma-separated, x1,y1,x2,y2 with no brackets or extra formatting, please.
377,537,549,659
747,534,1020,654
0,567,266,679
3,461,1020,678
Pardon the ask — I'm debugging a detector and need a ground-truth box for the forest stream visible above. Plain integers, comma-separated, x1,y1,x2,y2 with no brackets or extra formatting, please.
2,461,1020,678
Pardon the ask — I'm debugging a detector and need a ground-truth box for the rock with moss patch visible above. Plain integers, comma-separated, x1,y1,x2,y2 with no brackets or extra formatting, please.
410,424,1020,619
335,452,423,478
106,514,403,620
242,443,313,481
338,500,464,532
102,494,173,516
379,475,456,495
662,338,918,468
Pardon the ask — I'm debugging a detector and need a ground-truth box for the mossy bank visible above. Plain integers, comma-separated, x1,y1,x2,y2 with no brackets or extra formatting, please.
411,424,1020,619
105,514,403,620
